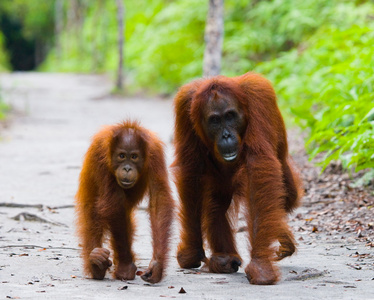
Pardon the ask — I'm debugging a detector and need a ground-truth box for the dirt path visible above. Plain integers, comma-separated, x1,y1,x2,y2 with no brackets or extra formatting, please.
0,73,373,299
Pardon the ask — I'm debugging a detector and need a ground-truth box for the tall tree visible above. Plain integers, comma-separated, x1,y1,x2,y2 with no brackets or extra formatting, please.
203,0,224,77
115,0,125,91
54,0,64,59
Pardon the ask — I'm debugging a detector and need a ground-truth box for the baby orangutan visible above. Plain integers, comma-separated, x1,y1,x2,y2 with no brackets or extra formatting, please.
75,121,174,283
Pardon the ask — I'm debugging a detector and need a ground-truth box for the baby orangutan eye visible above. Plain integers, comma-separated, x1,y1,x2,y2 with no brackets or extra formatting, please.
119,153,126,159
131,153,138,160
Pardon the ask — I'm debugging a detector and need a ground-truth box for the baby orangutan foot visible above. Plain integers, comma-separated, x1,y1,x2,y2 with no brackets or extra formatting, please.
208,254,242,273
89,247,112,280
115,262,137,281
177,246,206,269
141,260,163,284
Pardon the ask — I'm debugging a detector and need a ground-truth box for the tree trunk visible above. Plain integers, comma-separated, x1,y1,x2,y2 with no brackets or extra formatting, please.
67,0,78,30
203,0,224,77
115,0,125,91
92,0,105,71
68,0,85,29
54,0,64,59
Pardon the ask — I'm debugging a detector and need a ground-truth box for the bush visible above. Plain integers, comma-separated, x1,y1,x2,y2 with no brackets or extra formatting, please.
39,0,374,181
258,23,374,180
0,31,9,71
0,31,9,120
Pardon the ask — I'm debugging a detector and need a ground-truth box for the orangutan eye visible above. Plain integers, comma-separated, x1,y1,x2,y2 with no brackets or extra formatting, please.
131,153,138,160
208,115,221,125
225,110,237,121
119,153,126,159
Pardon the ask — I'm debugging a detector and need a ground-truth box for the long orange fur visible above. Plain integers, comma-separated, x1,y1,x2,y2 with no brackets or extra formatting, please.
173,72,303,284
75,120,174,283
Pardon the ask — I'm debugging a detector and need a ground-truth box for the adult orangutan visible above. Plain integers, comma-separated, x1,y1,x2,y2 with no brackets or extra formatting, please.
172,72,302,285
75,120,174,284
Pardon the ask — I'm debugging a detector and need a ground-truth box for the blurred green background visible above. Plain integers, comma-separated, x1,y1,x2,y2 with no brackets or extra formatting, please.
0,0,373,183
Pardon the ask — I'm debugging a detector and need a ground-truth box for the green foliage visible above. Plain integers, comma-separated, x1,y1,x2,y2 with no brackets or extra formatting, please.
0,0,55,40
0,31,9,120
0,85,9,120
0,101,9,120
258,23,374,178
5,0,374,181
223,0,372,75
126,0,207,93
0,0,55,48
42,0,207,93
43,0,372,93
0,31,9,71
41,1,114,73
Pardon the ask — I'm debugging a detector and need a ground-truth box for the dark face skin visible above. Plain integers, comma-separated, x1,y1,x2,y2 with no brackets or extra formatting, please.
202,94,246,163
111,130,145,189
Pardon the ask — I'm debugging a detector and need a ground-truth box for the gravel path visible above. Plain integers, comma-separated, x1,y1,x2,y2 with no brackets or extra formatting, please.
0,73,373,299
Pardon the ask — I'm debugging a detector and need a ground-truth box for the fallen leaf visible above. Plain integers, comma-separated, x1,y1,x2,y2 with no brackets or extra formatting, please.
237,226,247,233
214,280,229,284
183,270,200,275
347,264,361,270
